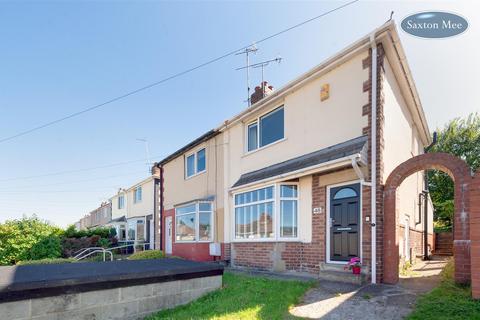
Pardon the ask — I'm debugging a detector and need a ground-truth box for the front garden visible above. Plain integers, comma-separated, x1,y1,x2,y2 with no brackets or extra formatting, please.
147,272,314,320
407,259,480,320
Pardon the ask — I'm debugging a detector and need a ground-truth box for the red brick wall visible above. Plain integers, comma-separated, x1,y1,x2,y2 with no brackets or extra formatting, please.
471,171,480,299
362,186,372,276
232,242,275,270
222,243,231,261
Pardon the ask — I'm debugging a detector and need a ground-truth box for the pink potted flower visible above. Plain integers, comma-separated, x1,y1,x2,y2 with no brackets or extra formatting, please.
344,257,361,274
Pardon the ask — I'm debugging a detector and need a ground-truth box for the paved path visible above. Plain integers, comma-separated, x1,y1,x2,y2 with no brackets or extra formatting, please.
290,257,449,320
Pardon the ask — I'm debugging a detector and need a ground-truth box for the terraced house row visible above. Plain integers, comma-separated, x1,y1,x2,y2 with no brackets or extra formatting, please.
149,21,435,283
75,178,156,249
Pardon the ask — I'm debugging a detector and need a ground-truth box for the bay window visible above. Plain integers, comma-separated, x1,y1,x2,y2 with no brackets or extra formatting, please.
234,183,298,240
176,202,213,242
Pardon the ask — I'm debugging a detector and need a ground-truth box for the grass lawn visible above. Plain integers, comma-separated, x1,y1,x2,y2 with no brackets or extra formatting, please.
146,272,314,320
407,260,480,320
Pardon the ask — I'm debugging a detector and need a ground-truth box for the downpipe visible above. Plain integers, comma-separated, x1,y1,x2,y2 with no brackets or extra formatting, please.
370,33,378,284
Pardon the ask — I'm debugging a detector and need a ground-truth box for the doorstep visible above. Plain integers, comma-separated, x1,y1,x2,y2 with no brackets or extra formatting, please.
319,262,367,285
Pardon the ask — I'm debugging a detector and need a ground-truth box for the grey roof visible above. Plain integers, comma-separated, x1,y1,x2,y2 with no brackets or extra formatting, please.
109,216,126,223
157,129,219,166
174,195,215,208
232,135,368,188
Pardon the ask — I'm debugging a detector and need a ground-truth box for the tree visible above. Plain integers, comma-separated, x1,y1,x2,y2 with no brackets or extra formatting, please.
0,215,63,265
428,113,480,229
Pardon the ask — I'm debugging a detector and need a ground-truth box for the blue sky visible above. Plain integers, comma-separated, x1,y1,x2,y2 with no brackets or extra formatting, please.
0,1,478,227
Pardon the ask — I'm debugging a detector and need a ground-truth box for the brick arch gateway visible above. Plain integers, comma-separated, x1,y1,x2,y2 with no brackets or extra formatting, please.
382,152,480,299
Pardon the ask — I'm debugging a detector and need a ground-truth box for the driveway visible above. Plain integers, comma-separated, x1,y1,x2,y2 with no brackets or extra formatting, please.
289,257,449,320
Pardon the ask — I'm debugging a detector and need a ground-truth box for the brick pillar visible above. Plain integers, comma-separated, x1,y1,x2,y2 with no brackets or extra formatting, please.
453,170,471,285
383,186,399,284
471,171,480,298
362,43,386,282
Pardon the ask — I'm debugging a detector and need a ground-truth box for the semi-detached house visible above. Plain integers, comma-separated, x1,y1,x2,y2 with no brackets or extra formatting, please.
153,21,434,283
109,177,157,248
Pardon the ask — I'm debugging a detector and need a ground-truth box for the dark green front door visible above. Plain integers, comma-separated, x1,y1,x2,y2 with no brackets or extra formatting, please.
330,183,360,261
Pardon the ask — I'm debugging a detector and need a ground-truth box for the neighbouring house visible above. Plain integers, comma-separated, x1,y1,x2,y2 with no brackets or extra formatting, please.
154,130,224,261
88,201,112,228
108,188,128,241
153,21,434,283
77,215,90,230
74,202,111,231
109,177,158,249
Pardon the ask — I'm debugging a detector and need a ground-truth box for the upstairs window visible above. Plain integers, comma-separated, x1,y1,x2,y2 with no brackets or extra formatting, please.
118,195,125,209
247,106,284,152
185,148,206,178
134,186,142,203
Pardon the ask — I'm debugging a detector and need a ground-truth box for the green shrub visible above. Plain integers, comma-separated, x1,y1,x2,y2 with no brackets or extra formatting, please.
127,250,165,260
62,237,93,257
97,238,111,248
89,227,111,239
16,258,76,265
0,215,63,265
63,225,112,239
30,236,62,260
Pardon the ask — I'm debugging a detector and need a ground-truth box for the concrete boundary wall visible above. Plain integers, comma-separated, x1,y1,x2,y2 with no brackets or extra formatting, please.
0,259,224,319
0,275,222,320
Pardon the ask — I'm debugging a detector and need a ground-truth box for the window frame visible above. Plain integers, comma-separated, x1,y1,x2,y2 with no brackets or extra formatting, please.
118,195,125,209
232,182,299,242
133,186,142,204
279,184,299,238
245,105,285,153
175,201,214,243
185,147,207,179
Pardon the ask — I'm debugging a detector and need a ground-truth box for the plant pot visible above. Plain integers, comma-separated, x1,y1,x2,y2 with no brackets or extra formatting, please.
352,266,361,275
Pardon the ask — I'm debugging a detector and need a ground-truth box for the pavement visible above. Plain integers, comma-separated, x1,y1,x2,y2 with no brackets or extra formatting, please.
289,256,450,320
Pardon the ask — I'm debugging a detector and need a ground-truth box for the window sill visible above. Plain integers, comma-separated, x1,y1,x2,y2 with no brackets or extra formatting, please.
326,260,348,265
185,169,206,181
174,240,212,244
242,138,287,158
232,237,300,243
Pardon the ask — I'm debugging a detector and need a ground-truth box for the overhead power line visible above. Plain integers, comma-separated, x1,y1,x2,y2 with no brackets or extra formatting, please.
0,0,359,144
0,156,162,182
0,170,146,190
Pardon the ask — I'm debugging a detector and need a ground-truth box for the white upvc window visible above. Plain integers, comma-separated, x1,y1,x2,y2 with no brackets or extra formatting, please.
127,218,145,241
118,195,125,209
185,148,206,178
233,183,298,241
175,201,213,242
279,184,298,238
246,106,284,152
134,186,142,203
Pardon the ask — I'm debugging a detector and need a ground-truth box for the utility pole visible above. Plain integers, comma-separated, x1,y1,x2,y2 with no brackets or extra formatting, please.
235,45,258,106
136,138,151,174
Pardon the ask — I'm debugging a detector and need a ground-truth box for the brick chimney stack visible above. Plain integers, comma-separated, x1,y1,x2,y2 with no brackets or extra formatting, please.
250,81,274,105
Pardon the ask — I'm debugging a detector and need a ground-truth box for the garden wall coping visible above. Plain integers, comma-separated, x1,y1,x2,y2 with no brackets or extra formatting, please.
0,258,223,302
